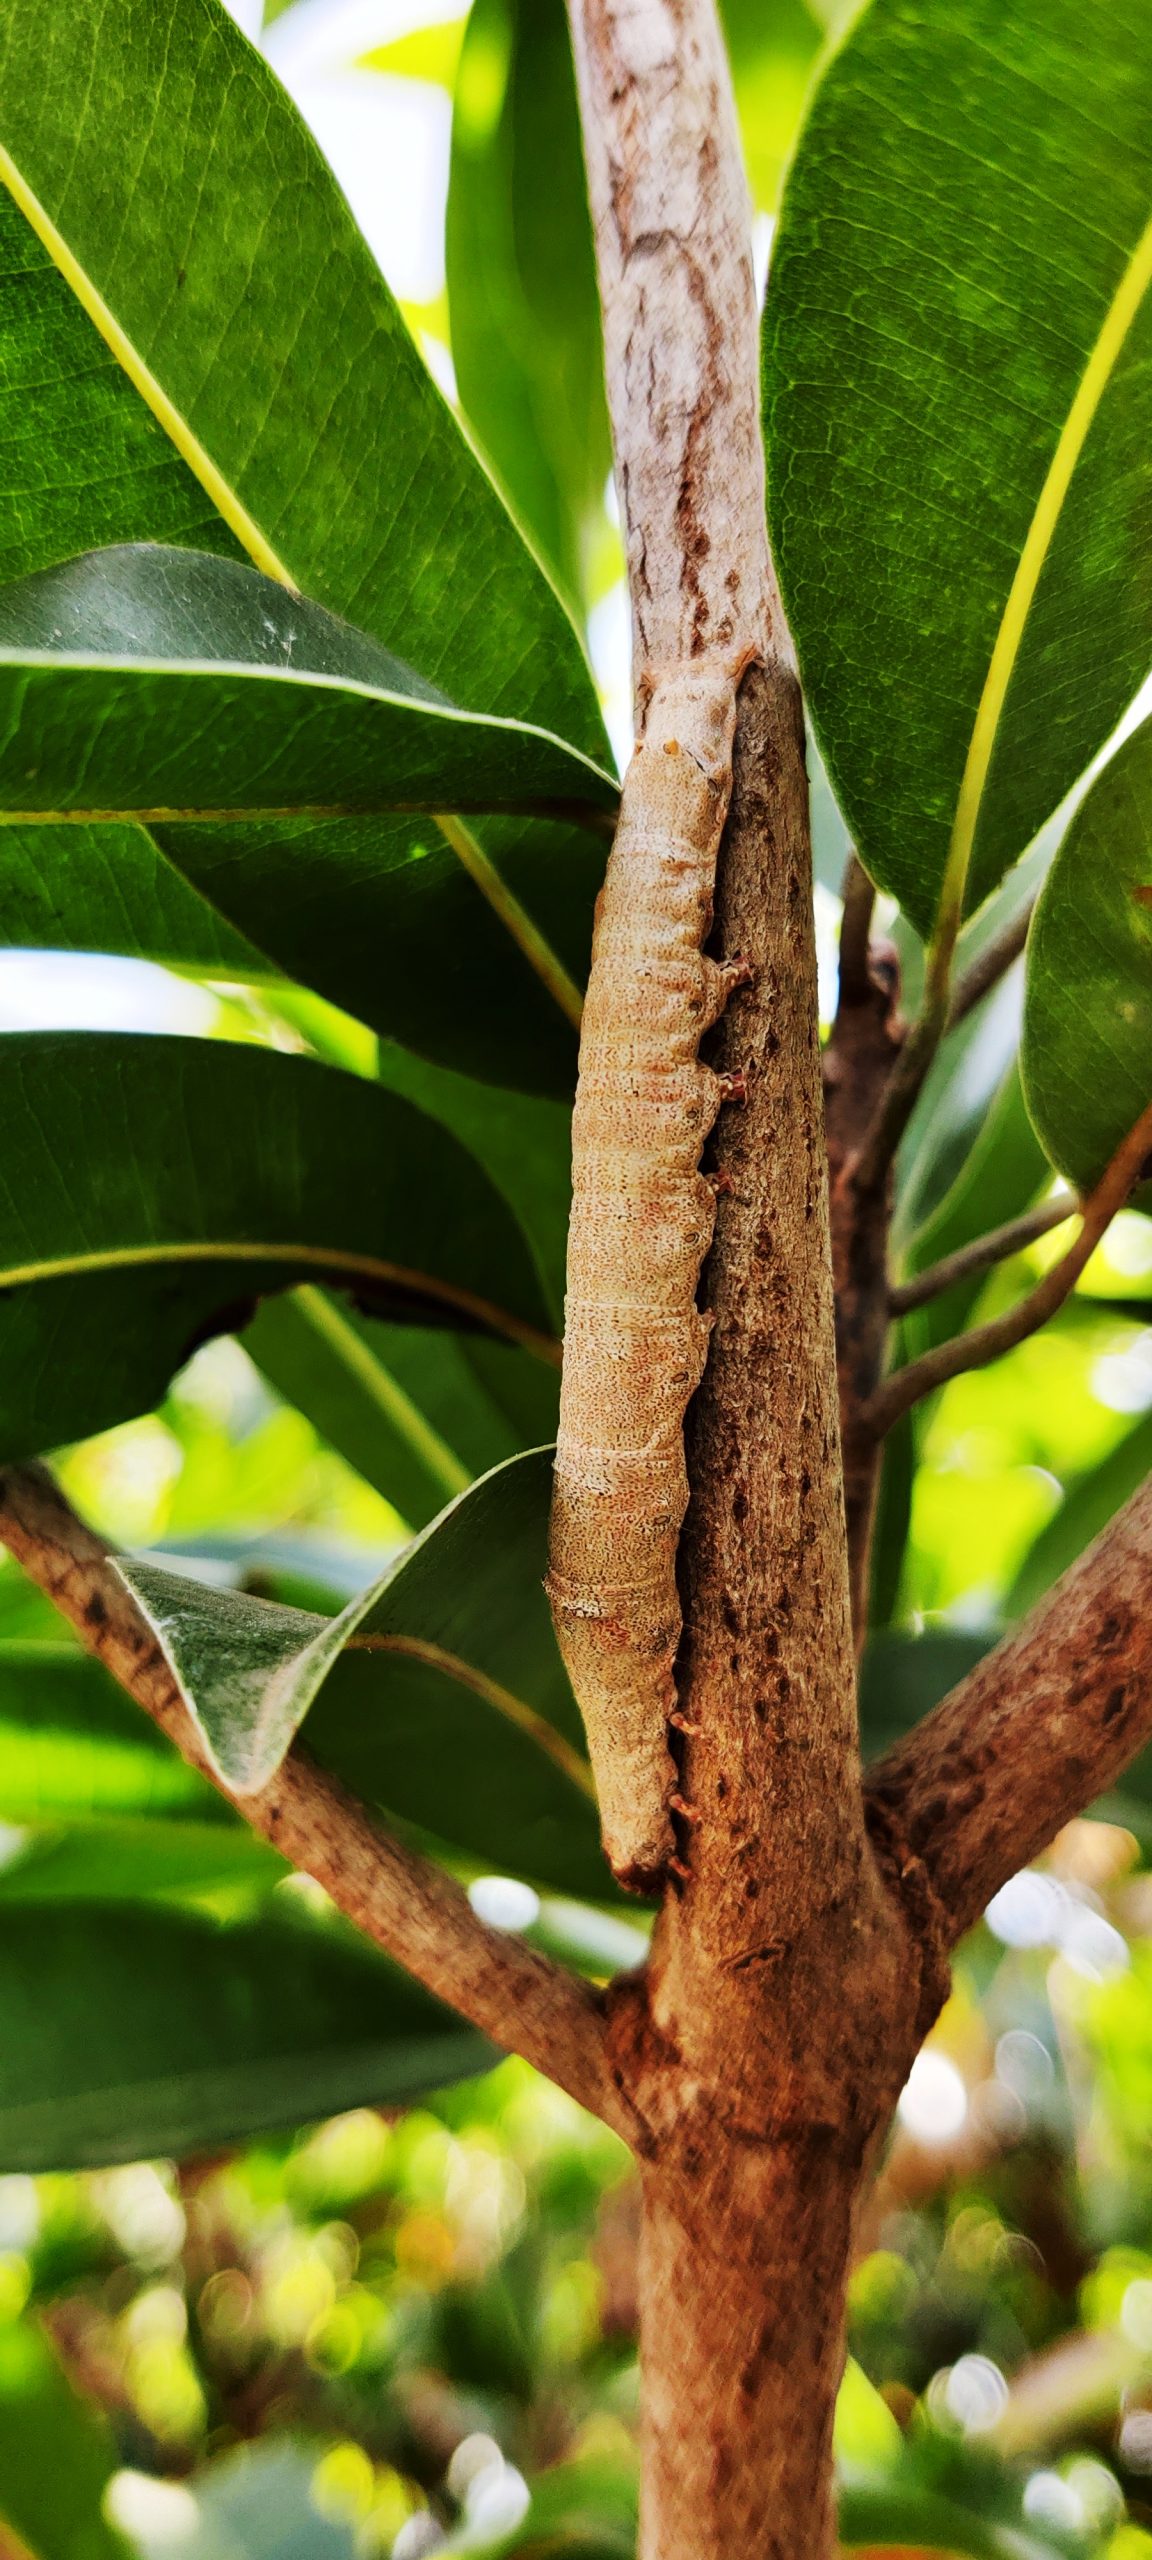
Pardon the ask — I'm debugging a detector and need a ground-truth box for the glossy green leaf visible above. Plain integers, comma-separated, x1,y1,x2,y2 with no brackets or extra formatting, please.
121,1451,611,1899
1022,718,1152,1189
1007,1407,1152,1617
0,2318,129,2560
0,820,264,976
0,0,609,1099
0,547,614,828
375,1038,573,1330
446,0,610,607
246,1290,559,1528
0,0,602,757
156,805,602,1097
764,0,1152,936
0,1032,555,1462
0,1900,493,2169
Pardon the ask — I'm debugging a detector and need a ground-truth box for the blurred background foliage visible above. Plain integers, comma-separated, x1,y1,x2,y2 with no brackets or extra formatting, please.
3,0,1152,2554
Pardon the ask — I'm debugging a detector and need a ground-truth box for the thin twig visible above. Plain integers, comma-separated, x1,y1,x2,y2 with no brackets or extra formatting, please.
836,851,877,1008
865,1099,1152,1435
0,1462,629,2138
888,1191,1075,1316
946,893,1035,1031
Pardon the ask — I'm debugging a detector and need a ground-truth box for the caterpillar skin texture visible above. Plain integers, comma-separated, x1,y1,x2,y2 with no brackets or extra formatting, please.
547,666,746,1891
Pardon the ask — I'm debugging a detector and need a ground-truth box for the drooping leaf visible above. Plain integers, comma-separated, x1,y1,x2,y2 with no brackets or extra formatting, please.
375,1038,574,1330
0,546,614,826
0,1032,555,1461
764,0,1152,935
120,1450,611,1899
246,1290,559,1528
0,0,603,756
0,820,265,977
1022,717,1152,1189
0,2318,130,2560
157,805,602,1097
0,1900,493,2169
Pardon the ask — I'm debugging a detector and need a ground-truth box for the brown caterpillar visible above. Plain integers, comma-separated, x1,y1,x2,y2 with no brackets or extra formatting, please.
546,663,749,1890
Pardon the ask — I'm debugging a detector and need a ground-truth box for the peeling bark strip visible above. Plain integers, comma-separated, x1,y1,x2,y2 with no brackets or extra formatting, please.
548,666,749,1884
550,0,773,1882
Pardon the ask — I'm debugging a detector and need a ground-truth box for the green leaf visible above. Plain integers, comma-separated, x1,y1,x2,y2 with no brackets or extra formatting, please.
375,1038,574,1330
0,2318,129,2560
0,820,264,977
0,545,614,826
0,0,611,1098
858,1628,995,1765
895,1062,1051,1361
246,1290,559,1528
0,0,603,756
1022,718,1152,1189
156,806,601,1097
1007,1407,1152,1617
0,1900,493,2169
839,2481,1060,2560
764,0,1152,936
0,1031,555,1462
445,0,820,605
446,0,611,607
0,1641,218,1823
0,1815,284,1907
120,1450,612,1900
721,0,824,210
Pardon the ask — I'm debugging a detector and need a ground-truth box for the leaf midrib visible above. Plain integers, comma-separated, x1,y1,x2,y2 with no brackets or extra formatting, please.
941,205,1152,941
0,1239,562,1367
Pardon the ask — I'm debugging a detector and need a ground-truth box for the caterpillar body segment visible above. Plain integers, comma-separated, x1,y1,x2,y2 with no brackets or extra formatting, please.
546,667,746,1890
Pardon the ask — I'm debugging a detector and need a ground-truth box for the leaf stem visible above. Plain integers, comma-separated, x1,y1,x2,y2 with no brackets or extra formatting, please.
292,1286,470,1502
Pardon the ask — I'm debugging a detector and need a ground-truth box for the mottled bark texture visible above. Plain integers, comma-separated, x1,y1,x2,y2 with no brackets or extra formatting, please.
548,0,775,1884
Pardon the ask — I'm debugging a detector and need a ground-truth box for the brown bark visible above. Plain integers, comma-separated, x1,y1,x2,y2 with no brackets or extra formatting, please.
604,684,945,2560
823,881,905,1642
0,1462,627,2140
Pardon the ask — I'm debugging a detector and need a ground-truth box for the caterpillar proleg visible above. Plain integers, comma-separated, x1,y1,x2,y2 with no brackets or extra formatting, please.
546,664,749,1889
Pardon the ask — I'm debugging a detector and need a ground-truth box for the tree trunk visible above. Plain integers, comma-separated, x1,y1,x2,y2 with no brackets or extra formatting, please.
637,2136,855,2559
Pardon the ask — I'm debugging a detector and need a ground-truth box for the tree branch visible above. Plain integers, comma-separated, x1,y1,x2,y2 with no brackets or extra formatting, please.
865,1473,1152,1945
866,1097,1152,1436
947,892,1035,1030
888,1192,1075,1316
0,1462,628,2140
